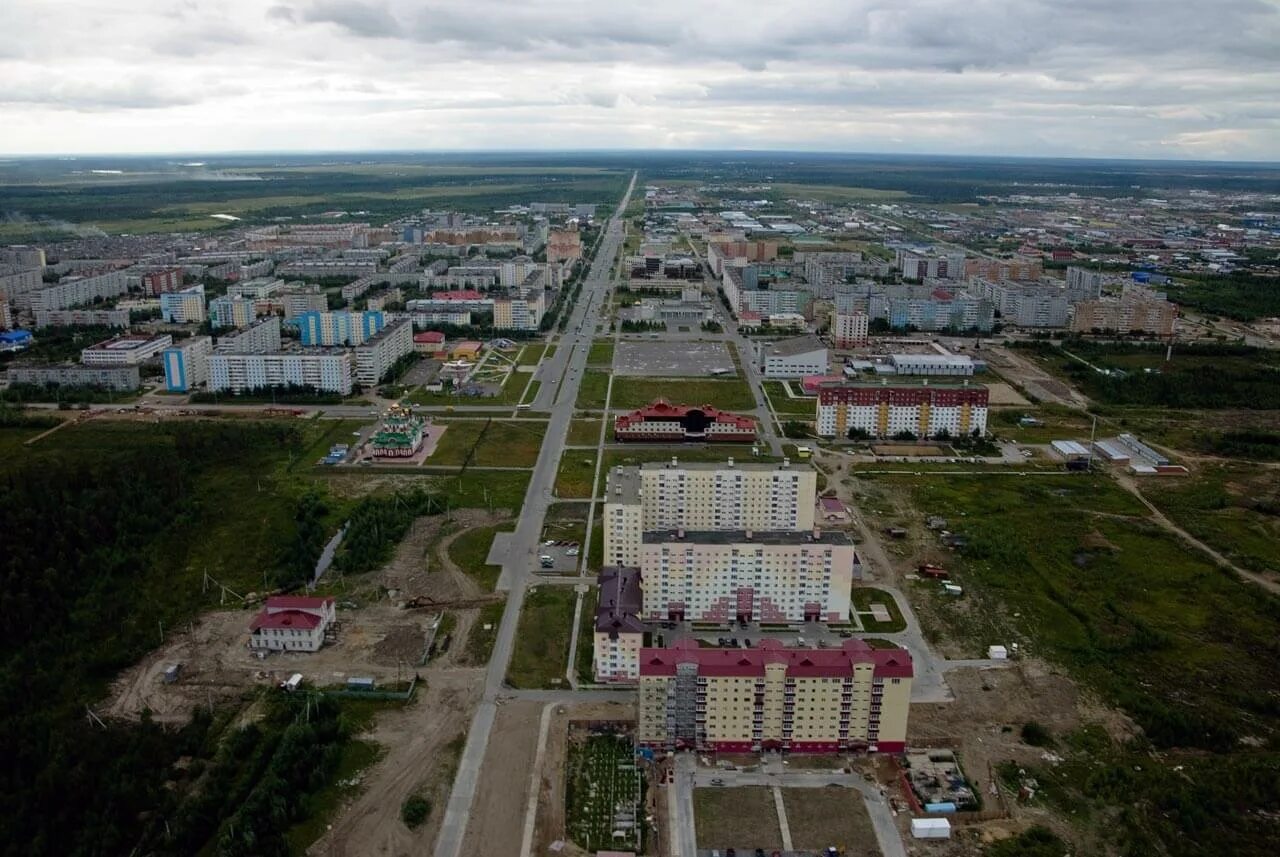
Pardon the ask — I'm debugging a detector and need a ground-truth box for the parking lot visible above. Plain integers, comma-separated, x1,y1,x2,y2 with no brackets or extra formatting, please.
614,340,736,377
535,539,582,573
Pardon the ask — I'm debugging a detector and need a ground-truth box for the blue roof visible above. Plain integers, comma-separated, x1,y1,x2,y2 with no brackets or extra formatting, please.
0,330,33,343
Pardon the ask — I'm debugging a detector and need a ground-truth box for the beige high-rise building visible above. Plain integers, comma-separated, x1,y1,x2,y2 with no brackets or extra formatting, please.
603,460,817,567
831,309,869,348
1070,298,1175,336
638,638,913,753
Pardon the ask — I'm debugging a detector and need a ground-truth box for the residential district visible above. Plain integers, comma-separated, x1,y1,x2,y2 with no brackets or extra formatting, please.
3,167,1278,857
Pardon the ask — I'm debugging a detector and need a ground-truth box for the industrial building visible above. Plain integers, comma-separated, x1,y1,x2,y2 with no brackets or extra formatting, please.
603,459,817,567
758,335,829,379
638,638,913,753
815,380,989,438
887,353,977,376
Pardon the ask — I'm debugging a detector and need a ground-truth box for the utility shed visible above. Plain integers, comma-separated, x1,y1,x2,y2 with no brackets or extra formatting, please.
911,817,952,839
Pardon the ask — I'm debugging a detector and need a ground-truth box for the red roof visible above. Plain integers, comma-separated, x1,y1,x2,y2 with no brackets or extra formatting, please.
930,288,954,300
264,595,333,611
615,399,756,432
250,609,321,631
739,311,763,321
820,497,845,513
801,374,843,394
639,638,913,679
414,331,446,343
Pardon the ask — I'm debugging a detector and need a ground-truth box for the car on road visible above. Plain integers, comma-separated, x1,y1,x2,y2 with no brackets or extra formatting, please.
710,778,725,786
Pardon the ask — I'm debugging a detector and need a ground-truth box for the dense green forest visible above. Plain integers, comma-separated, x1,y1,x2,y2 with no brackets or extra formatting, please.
1168,273,1280,321
0,419,368,856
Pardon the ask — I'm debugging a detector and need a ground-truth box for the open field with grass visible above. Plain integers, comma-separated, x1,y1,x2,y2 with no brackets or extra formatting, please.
566,417,604,446
694,787,781,851
506,586,577,688
587,339,615,367
566,733,644,852
446,524,510,591
770,182,912,203
574,587,598,683
556,451,599,499
850,587,907,633
987,404,1094,445
781,789,880,856
575,370,756,411
762,380,817,417
462,600,506,666
429,419,546,468
517,342,555,366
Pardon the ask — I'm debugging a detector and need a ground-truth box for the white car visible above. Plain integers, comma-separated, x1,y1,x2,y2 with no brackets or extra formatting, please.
566,548,580,557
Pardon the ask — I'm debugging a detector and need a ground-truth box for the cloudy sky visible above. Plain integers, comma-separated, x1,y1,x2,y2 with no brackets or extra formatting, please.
1,0,1278,159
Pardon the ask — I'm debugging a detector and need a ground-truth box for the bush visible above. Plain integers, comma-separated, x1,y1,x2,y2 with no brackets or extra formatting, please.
1021,721,1054,747
401,794,430,829
984,826,1068,857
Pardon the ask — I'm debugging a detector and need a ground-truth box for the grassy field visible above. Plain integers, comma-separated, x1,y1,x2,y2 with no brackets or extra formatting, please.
850,586,907,633
566,417,604,446
406,367,531,407
574,586,598,683
566,734,644,852
575,370,613,409
987,404,1094,444
284,738,384,852
446,524,511,591
517,342,555,366
694,787,781,851
428,419,546,467
762,380,817,417
574,370,756,412
587,339,615,367
780,789,880,856
462,600,506,666
506,586,577,688
556,451,599,499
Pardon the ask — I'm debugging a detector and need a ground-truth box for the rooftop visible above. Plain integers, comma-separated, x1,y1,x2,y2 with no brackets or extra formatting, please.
595,566,645,635
762,334,827,358
639,638,913,679
643,528,853,547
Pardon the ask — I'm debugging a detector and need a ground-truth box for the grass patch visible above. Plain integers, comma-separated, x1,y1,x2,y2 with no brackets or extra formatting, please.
850,586,907,633
693,787,781,850
556,451,599,499
587,339,615,367
579,372,757,411
566,417,604,446
462,600,506,666
987,404,1094,445
780,788,879,855
517,342,555,366
506,586,577,688
447,524,511,591
285,738,384,851
762,380,816,417
575,586,598,683
575,370,612,409
566,733,645,852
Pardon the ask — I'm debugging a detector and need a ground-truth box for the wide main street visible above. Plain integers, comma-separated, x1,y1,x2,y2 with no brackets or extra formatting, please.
432,172,636,857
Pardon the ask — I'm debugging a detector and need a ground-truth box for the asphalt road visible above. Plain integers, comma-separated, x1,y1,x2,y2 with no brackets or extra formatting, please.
433,172,637,857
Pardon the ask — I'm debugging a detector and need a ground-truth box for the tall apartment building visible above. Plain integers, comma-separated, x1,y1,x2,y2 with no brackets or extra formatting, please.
638,638,913,753
162,336,213,392
353,319,413,387
493,288,545,331
816,380,989,439
34,308,131,329
0,267,43,302
81,333,173,366
831,309,869,348
971,280,1069,328
297,310,385,346
24,270,129,312
7,364,140,391
0,298,11,330
1070,298,1175,335
603,460,817,567
209,351,353,395
706,240,778,276
141,267,185,295
282,286,328,319
159,285,207,324
547,228,582,263
1065,266,1105,301
896,249,966,280
209,295,259,329
965,257,1043,282
594,567,645,683
215,316,282,354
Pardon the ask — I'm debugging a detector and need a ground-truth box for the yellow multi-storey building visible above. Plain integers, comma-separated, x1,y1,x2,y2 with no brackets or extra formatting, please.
603,460,817,567
638,638,913,753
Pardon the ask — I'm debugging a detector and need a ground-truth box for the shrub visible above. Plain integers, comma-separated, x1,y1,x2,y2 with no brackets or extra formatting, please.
401,794,430,829
1021,721,1054,747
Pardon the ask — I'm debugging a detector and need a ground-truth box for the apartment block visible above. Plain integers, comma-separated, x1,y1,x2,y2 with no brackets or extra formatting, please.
492,288,545,331
353,318,413,386
547,228,582,263
7,363,140,391
24,270,129,311
1070,298,1175,335
297,310,385,346
226,277,286,300
216,316,282,354
81,333,173,366
209,295,259,329
603,460,817,567
34,308,131,329
965,257,1043,282
208,350,353,395
638,638,913,753
0,267,43,302
593,567,645,683
816,380,989,439
0,298,10,330
282,286,329,319
159,285,207,324
141,267,185,295
831,309,869,348
638,528,856,623
162,336,213,392
896,249,966,280
1065,266,1105,301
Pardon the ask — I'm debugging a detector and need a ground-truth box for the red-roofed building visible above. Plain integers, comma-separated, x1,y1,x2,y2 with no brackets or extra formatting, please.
638,637,913,753
614,400,756,443
413,330,446,354
248,595,336,652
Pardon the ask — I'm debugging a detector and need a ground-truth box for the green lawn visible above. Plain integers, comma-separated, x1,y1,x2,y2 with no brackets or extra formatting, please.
575,370,613,409
850,586,907,633
574,586,598,683
517,342,555,366
462,600,506,666
555,451,599,499
566,417,604,446
428,419,545,467
587,339,615,367
762,380,816,417
579,373,757,412
987,404,1094,444
506,586,577,688
447,525,511,591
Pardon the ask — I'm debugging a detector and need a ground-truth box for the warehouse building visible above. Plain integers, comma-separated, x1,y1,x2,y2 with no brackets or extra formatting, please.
758,335,829,379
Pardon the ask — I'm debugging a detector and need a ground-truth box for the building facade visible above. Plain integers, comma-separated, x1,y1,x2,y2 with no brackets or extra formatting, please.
215,316,282,354
209,350,353,395
613,400,757,444
759,335,829,379
637,529,857,624
34,308,131,329
816,381,989,438
162,336,213,392
353,318,413,386
638,638,913,753
142,267,185,295
81,334,173,366
593,567,645,683
831,310,869,348
6,363,140,390
209,295,259,329
159,285,207,324
297,310,385,347
248,596,336,652
1070,298,1175,335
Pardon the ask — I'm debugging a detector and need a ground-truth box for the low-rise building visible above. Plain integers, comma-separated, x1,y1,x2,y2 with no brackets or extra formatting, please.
369,404,428,458
413,330,447,354
34,308,131,329
638,638,913,753
81,333,172,366
162,336,213,392
593,567,645,683
887,353,977,376
613,400,756,443
354,318,413,386
759,335,829,379
816,380,989,438
248,595,336,652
